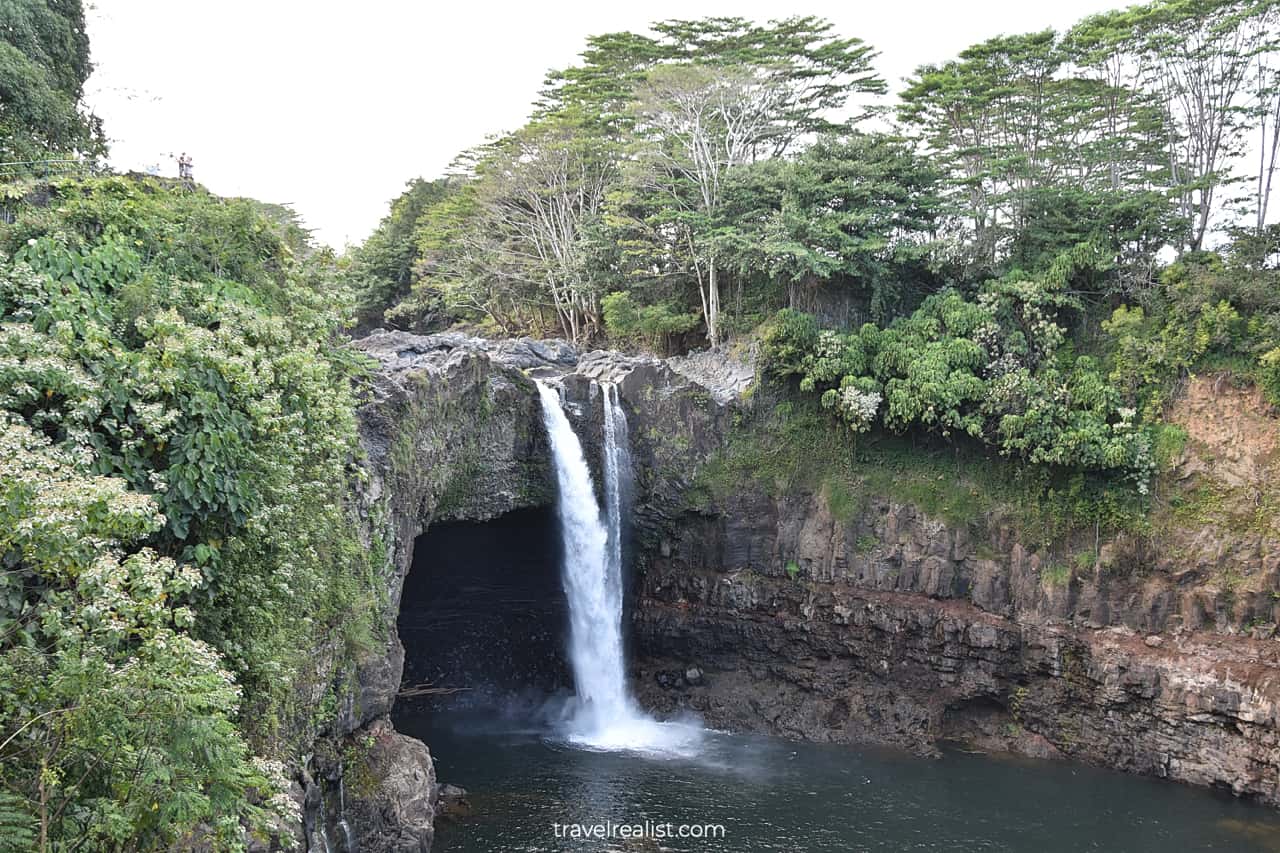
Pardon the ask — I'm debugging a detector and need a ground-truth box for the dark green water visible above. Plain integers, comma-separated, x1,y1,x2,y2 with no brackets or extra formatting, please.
396,709,1280,853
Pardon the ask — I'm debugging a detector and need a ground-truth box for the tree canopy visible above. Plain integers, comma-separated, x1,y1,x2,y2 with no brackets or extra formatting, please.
360,3,1279,349
0,0,104,163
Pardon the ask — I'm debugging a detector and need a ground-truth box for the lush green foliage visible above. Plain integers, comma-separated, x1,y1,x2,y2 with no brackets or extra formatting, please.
352,2,1278,351
2,3,1276,845
0,177,370,849
0,0,104,164
348,177,455,331
601,291,700,351
764,245,1154,482
369,17,902,347
0,419,276,850
1102,253,1280,412
763,228,1280,509
706,133,942,326
694,394,1150,544
899,28,1176,274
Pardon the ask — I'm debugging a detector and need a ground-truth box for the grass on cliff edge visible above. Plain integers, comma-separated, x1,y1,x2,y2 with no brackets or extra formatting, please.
691,392,1150,548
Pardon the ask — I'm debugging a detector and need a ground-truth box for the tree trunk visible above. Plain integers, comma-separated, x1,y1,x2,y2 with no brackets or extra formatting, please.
707,256,720,347
1260,98,1280,234
39,756,47,853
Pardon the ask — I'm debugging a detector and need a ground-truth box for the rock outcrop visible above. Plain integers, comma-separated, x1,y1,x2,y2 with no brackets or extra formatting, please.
301,331,559,853
347,331,557,729
323,331,729,851
341,719,437,853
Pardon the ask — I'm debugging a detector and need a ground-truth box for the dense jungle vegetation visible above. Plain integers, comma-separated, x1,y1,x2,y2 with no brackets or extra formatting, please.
0,6,379,848
0,0,1278,849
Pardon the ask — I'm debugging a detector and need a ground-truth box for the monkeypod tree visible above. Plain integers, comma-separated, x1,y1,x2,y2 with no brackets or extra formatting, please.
712,132,942,325
618,17,886,345
1068,0,1280,251
402,113,619,343
899,29,1175,277
349,177,457,331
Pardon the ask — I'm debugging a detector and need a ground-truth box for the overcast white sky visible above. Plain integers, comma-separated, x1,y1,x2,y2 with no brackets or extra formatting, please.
85,1,1127,248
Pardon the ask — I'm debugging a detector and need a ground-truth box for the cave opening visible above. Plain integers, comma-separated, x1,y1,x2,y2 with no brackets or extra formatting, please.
394,506,571,713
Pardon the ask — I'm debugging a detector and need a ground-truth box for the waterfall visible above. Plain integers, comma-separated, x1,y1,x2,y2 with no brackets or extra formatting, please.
535,380,703,756
535,381,629,724
601,383,629,608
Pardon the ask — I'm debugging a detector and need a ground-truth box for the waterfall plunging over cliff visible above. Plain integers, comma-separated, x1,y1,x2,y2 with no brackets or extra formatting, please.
535,380,702,755
602,383,629,601
536,381,628,724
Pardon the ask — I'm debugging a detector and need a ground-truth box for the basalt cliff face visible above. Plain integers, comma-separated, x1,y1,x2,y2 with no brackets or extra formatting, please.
320,332,559,852
329,331,1280,851
630,374,1280,804
633,491,1280,800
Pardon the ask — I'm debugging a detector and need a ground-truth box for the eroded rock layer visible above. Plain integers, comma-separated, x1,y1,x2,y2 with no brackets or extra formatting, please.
632,491,1280,802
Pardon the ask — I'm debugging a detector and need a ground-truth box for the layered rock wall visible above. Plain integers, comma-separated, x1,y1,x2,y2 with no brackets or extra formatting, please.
632,489,1280,802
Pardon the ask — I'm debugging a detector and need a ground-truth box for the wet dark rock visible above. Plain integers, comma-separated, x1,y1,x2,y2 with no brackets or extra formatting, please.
632,485,1280,803
488,337,578,371
435,784,471,821
342,718,436,853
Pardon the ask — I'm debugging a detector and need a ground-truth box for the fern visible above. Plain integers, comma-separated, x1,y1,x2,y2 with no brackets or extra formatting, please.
0,791,36,853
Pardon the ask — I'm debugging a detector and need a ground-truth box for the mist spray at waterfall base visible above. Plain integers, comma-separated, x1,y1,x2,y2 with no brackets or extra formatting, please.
536,381,704,758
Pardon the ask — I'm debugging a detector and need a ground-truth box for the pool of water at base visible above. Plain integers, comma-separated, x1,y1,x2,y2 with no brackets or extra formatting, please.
394,707,1280,853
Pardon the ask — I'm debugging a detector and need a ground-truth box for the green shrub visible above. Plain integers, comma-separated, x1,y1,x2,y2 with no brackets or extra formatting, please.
602,291,700,350
1042,563,1072,587
1103,255,1280,414
762,246,1153,483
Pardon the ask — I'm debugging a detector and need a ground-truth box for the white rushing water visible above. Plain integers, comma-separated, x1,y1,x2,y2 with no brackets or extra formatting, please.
535,381,702,756
601,383,629,599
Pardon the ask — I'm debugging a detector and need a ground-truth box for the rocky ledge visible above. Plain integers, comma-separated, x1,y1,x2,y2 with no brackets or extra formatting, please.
633,488,1280,803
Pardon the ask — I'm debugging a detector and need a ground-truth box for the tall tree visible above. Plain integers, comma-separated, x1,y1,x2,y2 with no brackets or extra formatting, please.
1247,34,1280,233
350,177,456,330
538,31,665,138
409,115,617,343
0,0,104,163
717,132,942,324
622,17,886,344
900,29,1175,272
1073,0,1280,249
1143,0,1278,249
630,63,791,344
899,32,1063,265
649,16,886,143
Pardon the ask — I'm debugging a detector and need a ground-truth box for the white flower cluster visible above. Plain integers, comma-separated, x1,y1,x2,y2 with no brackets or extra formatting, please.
984,351,1023,380
251,756,302,837
815,329,845,359
837,386,882,432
